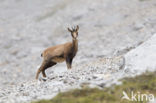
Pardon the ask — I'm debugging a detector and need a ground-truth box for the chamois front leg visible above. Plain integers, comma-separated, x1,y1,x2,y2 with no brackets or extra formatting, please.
66,57,73,69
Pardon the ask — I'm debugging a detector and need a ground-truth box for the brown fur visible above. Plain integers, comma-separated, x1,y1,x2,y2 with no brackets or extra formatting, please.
36,26,79,79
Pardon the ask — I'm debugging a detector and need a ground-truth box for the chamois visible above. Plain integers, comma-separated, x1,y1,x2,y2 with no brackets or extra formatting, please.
36,25,79,79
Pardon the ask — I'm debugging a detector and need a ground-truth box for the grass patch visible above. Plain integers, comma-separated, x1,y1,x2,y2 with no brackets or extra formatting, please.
33,72,156,103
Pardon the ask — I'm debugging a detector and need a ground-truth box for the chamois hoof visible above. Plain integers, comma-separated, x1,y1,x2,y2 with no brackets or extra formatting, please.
41,77,48,81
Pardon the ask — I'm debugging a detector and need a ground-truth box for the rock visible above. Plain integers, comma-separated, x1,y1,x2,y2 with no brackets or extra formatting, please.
125,33,156,75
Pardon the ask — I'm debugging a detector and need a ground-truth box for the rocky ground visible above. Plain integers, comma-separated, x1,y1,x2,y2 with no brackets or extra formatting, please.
0,0,156,103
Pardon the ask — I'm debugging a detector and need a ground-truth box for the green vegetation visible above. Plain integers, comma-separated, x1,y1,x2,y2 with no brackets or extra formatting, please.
33,72,156,103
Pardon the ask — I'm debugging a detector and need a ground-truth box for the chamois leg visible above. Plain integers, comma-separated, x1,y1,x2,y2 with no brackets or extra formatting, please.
36,59,51,79
42,61,56,78
36,61,46,79
66,57,73,69
36,69,41,79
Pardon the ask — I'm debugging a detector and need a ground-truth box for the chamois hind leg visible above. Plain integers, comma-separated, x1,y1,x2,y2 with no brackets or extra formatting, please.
36,59,51,79
42,61,56,78
36,61,46,79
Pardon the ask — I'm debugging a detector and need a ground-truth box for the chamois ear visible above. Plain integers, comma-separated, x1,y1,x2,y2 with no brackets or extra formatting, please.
68,28,72,32
76,25,79,31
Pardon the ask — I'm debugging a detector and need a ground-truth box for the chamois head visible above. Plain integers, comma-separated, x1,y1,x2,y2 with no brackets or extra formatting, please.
68,25,79,40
